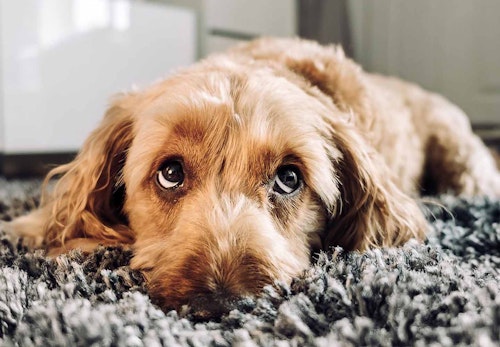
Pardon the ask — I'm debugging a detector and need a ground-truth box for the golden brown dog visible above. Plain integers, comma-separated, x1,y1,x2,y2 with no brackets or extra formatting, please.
6,38,500,316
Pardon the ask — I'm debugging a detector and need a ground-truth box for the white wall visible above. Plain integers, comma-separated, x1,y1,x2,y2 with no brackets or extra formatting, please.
0,0,197,154
348,0,500,125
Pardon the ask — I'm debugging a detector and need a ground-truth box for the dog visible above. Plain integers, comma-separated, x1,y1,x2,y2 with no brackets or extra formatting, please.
5,37,500,317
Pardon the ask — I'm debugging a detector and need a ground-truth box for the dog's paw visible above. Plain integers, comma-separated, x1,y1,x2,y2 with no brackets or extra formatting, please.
0,217,45,249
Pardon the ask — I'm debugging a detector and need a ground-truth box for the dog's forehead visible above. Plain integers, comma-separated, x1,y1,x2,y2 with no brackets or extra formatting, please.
145,68,322,136
150,70,326,161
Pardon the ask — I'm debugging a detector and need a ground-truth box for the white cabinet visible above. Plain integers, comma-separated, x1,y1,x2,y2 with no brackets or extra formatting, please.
0,0,297,158
0,0,197,154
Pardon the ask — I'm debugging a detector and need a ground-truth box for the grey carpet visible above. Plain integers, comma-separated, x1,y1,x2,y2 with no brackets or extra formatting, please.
0,178,499,346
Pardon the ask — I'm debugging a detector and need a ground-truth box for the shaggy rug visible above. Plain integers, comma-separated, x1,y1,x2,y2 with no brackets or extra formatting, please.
0,177,499,346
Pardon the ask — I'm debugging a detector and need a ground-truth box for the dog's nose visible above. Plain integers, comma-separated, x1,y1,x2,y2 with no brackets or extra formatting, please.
189,293,239,320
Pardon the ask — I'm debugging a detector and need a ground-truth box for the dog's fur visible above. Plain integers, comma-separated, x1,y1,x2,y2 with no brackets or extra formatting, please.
6,38,500,314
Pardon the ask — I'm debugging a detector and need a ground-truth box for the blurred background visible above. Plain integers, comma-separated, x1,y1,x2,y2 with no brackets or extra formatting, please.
1,0,499,176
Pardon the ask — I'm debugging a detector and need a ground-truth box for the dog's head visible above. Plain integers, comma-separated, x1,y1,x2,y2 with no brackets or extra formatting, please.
39,40,426,316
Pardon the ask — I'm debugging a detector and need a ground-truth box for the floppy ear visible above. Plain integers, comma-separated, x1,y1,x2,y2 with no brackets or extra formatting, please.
8,94,136,253
324,124,428,251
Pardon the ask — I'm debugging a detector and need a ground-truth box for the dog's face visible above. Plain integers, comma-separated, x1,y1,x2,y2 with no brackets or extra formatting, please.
28,51,426,317
122,64,341,312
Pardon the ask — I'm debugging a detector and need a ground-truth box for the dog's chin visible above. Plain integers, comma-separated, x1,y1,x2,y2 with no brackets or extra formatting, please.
149,271,292,321
146,277,269,320
139,254,299,320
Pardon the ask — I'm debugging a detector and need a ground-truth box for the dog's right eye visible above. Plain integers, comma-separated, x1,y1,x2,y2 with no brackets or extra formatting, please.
157,161,184,189
273,165,302,195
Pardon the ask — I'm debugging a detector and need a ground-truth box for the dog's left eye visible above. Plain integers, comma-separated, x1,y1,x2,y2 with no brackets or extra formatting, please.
157,161,184,189
273,166,301,195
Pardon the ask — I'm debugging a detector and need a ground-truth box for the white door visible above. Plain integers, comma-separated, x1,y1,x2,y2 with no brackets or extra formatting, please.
348,0,500,126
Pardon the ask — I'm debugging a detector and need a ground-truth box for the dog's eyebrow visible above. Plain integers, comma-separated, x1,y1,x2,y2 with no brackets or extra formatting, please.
171,120,207,144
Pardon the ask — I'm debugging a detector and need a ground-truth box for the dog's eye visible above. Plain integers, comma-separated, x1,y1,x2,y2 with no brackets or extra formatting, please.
273,166,301,195
157,161,184,189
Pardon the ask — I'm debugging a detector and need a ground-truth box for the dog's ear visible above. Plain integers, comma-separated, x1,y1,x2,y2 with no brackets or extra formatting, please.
9,94,137,252
324,124,427,251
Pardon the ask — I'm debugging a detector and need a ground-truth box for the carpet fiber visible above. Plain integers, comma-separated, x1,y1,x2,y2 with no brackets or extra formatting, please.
0,178,499,346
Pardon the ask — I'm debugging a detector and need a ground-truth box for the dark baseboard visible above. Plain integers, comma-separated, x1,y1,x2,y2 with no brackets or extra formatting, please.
473,123,500,149
0,152,77,178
